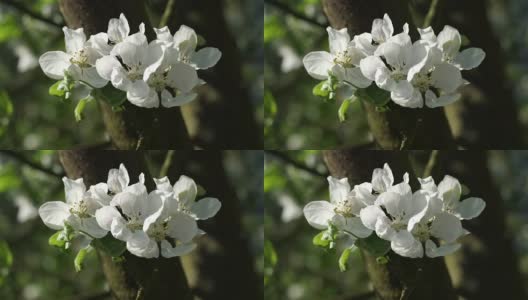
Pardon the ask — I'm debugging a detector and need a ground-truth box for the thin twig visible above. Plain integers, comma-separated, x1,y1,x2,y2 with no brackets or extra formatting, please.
159,150,175,177
265,150,328,178
423,0,440,27
423,150,439,177
0,150,65,178
265,0,328,29
159,0,176,27
1,0,65,28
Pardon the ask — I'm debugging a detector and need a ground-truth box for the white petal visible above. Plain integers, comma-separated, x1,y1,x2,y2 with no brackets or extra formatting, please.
110,218,131,241
359,56,387,81
126,231,159,258
454,48,485,70
437,175,461,208
437,25,461,59
95,206,123,231
303,201,335,230
126,80,159,108
454,197,485,220
112,41,144,67
371,13,394,43
359,205,386,230
391,83,423,108
38,201,70,230
417,27,437,44
153,176,172,193
425,90,460,108
87,32,112,56
107,163,130,193
335,216,372,238
73,66,108,88
327,27,350,54
110,68,131,91
166,62,199,93
191,197,221,220
374,192,404,218
154,26,173,43
107,13,130,43
377,42,405,69
161,90,197,108
353,33,377,55
75,217,107,238
431,63,462,93
425,239,461,258
39,51,71,80
161,240,196,258
63,27,86,54
95,56,123,81
173,25,198,50
191,47,221,69
63,177,86,204
371,163,394,193
418,176,437,192
302,51,334,80
173,175,197,207
332,65,371,88
88,183,111,206
374,216,396,240
390,230,423,258
354,182,376,205
430,212,465,243
327,176,350,204
167,212,198,243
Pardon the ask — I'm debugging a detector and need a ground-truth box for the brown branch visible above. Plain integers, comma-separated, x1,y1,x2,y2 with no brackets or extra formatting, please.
265,150,328,178
1,0,65,28
265,0,328,28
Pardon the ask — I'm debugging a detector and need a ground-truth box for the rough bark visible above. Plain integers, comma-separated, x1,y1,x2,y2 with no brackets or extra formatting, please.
322,0,456,149
440,0,524,148
323,149,456,300
59,0,192,149
167,0,262,148
430,151,526,300
59,150,192,300
163,150,261,300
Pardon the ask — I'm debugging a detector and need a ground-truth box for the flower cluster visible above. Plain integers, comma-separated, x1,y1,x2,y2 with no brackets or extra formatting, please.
303,163,485,259
303,14,485,109
39,13,221,111
38,164,221,259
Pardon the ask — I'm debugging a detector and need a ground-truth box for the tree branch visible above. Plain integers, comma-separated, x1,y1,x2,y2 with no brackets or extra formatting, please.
1,0,65,28
265,150,328,178
0,150,65,178
265,0,328,28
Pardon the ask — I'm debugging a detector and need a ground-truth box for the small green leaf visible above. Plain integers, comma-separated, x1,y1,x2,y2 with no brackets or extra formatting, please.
0,240,13,286
312,232,330,248
339,247,353,272
95,85,127,107
74,97,92,122
48,231,66,248
74,246,92,272
92,235,126,257
356,84,391,107
338,97,356,122
49,81,65,97
376,256,390,264
313,81,330,98
356,234,391,257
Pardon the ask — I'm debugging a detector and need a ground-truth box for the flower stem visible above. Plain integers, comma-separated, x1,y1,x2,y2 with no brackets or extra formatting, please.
423,0,440,28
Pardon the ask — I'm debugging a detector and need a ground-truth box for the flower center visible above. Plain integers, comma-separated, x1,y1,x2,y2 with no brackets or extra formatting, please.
70,200,90,218
147,222,167,242
334,196,356,217
391,71,406,81
70,49,90,68
127,65,143,81
147,72,167,92
412,222,430,242
126,215,143,231
412,73,431,93
333,50,355,68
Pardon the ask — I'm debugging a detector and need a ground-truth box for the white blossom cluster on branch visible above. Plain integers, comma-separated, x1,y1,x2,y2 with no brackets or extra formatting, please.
39,13,221,109
303,14,485,109
303,163,485,259
38,164,221,259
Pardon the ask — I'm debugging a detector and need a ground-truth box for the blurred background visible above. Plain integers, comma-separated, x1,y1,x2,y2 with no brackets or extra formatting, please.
264,150,528,299
0,0,263,148
0,150,263,300
264,0,528,149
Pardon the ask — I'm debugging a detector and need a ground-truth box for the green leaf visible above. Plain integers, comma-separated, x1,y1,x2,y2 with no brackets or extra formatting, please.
356,84,391,107
0,91,13,137
376,256,390,265
264,240,278,285
74,96,92,122
49,231,67,248
0,241,12,286
312,231,330,248
339,247,353,272
313,81,330,98
338,97,355,122
49,81,65,98
96,84,127,107
74,246,92,272
92,235,126,257
356,234,391,257
49,76,74,102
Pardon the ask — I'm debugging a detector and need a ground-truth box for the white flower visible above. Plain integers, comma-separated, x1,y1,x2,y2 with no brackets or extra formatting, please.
418,25,485,70
303,176,373,244
154,25,222,70
418,175,486,220
89,13,147,56
39,27,107,88
39,177,107,238
303,27,371,88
